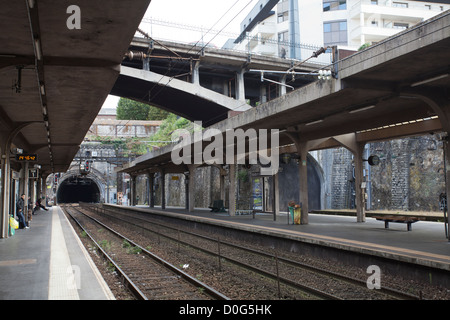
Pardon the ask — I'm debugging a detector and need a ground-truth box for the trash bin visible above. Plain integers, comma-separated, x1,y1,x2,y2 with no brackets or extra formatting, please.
288,201,295,224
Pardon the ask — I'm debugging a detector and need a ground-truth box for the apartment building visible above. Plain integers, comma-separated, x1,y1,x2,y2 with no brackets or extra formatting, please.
230,0,449,59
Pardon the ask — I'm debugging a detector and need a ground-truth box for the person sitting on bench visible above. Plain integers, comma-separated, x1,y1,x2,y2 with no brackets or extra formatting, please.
33,197,48,214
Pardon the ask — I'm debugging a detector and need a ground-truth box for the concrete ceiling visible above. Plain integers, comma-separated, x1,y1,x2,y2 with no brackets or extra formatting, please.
0,0,150,176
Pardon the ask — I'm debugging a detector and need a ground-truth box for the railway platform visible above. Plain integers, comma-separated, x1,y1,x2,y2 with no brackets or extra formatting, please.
120,204,450,287
0,206,114,300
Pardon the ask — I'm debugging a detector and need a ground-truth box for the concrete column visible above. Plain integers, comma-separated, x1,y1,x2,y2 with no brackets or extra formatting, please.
280,75,287,96
298,144,309,224
160,171,166,210
285,132,310,224
0,147,11,238
444,136,450,241
236,69,246,102
24,163,29,223
228,164,236,216
353,143,366,222
187,165,198,212
192,60,200,85
220,170,225,201
130,175,136,206
260,85,267,104
273,172,279,221
147,172,155,208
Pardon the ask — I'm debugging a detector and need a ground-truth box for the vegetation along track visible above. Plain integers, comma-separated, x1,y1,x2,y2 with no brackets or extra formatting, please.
72,204,426,300
62,204,229,300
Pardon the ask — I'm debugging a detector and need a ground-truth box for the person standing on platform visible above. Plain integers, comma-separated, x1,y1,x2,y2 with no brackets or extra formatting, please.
16,194,29,229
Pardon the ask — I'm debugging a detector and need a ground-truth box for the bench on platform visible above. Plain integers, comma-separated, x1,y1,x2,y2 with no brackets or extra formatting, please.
209,200,226,213
373,215,423,231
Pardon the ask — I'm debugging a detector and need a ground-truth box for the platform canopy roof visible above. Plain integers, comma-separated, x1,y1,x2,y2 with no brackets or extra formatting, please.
0,0,150,176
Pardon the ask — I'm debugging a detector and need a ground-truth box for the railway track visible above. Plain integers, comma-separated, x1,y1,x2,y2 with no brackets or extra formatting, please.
62,204,229,300
78,204,421,300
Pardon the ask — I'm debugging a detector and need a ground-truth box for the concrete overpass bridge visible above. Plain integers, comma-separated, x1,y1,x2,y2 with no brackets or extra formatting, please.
118,11,450,230
112,36,332,126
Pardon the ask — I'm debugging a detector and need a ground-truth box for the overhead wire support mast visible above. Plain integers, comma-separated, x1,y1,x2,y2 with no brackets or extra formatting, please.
287,46,330,73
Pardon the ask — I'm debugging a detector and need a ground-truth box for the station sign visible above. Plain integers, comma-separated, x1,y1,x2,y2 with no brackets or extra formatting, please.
15,154,38,162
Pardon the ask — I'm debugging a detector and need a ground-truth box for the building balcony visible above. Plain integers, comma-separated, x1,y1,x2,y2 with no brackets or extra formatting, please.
349,25,401,45
349,0,443,22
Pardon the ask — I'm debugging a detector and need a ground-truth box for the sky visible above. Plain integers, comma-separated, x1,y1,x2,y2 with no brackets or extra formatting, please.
102,0,258,110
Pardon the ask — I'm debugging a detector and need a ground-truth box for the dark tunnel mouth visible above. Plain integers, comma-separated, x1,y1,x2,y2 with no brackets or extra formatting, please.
56,177,101,204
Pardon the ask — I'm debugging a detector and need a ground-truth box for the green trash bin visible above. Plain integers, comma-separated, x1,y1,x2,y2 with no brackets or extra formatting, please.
288,206,294,224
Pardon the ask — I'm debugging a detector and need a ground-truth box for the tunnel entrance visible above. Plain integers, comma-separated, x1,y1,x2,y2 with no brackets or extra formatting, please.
57,177,101,203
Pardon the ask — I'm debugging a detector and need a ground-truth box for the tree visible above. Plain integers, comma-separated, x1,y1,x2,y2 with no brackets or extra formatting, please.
116,98,170,121
116,98,150,120
148,105,170,120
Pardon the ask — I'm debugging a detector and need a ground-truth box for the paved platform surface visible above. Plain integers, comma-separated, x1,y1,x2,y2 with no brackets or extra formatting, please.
125,205,450,272
0,206,114,300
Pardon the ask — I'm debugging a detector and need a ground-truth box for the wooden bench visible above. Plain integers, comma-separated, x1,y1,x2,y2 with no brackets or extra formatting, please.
373,215,423,231
209,200,226,213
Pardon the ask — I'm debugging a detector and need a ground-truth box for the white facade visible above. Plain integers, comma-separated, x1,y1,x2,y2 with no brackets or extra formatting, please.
232,0,449,59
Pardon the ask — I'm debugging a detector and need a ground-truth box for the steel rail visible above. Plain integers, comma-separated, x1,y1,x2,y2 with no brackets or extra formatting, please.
90,205,343,299
65,204,230,300
96,204,421,300
63,205,148,300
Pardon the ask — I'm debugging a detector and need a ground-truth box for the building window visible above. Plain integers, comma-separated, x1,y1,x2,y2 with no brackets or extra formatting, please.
371,0,378,4
393,22,409,29
278,30,289,58
323,0,346,12
278,30,289,44
277,11,288,23
392,2,408,8
323,20,348,46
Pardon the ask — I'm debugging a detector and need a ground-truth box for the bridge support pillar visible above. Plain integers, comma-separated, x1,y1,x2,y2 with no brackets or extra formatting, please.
192,61,200,86
236,69,246,102
280,75,287,96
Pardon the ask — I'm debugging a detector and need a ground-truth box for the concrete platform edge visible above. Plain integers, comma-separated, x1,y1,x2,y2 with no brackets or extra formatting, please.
104,204,450,273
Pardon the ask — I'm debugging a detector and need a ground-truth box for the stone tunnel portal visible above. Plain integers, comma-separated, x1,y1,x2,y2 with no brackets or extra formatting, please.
57,177,101,203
